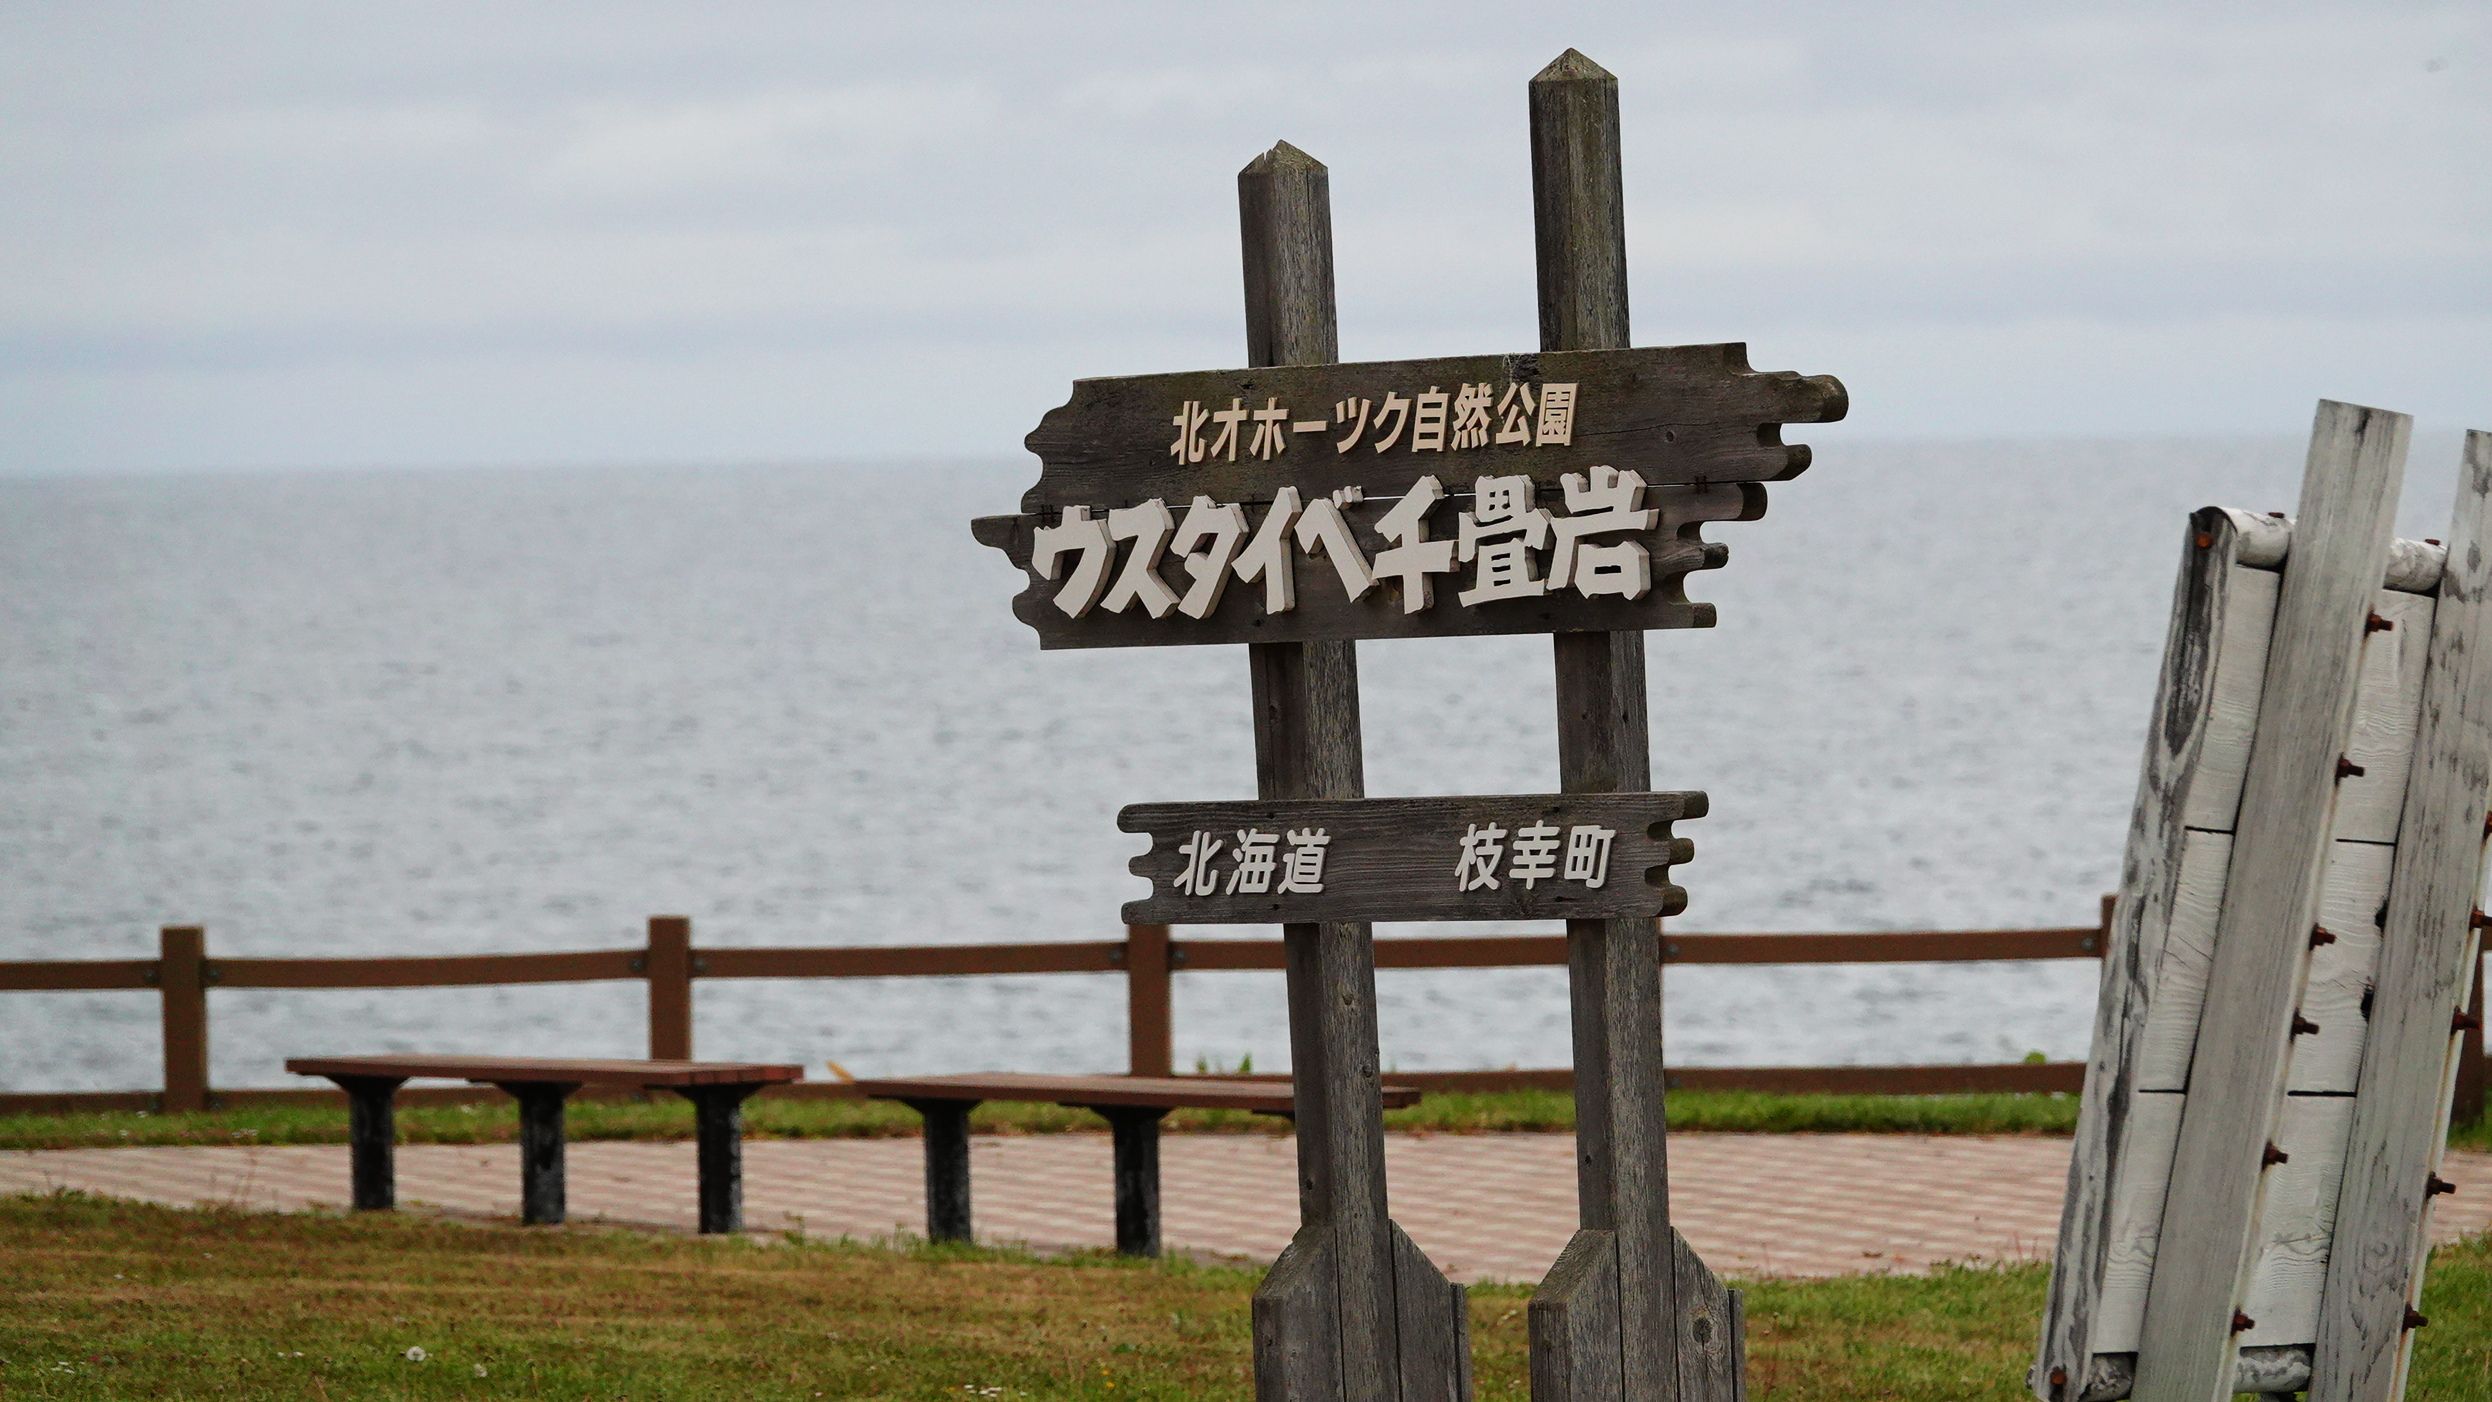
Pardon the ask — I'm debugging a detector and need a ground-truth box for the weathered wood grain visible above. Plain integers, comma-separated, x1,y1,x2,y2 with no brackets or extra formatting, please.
1393,1221,1472,1402
1672,1227,1746,1400
2314,430,2492,1402
1119,792,1699,925
2233,518,2447,596
971,491,1723,650
1233,139,1471,1401
2131,400,2409,1402
2178,561,2279,832
2132,837,2392,1093
2077,1347,2312,1401
2093,1094,2353,1352
1256,1227,1344,1402
2331,587,2437,844
2038,510,2266,1401
1529,1230,1623,1402
1012,344,1844,513
1525,44,1701,1402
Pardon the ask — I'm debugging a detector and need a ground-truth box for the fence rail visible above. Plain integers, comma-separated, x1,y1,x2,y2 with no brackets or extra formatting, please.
2,911,2482,1126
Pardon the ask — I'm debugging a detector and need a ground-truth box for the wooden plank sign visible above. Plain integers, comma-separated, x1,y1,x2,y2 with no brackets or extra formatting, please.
971,343,1845,649
1119,792,1700,925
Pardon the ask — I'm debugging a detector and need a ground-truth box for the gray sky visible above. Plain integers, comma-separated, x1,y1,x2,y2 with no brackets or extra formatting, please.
3,2,2486,475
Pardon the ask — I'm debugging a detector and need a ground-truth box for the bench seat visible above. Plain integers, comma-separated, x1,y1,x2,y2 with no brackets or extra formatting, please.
851,1072,1420,1257
286,1055,802,1233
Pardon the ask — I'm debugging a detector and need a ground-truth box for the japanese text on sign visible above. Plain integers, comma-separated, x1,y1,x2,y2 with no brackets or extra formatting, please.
1031,465,1659,622
1162,822,1616,901
1169,381,1578,464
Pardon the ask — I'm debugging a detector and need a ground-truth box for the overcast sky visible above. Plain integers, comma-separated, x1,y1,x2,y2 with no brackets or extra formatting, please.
3,3,2486,475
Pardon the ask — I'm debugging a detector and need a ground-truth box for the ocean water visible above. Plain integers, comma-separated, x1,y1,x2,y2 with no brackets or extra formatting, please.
0,437,2472,1093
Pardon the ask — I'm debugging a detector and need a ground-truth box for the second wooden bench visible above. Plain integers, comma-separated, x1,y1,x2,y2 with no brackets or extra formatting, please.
850,1072,1420,1257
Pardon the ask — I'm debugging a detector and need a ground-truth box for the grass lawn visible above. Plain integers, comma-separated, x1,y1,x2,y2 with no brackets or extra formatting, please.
0,1088,2098,1153
0,1193,2486,1400
7,1087,2487,1155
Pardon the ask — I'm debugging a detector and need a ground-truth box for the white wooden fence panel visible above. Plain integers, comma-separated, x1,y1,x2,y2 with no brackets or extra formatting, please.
2332,587,2438,844
2179,565,2279,833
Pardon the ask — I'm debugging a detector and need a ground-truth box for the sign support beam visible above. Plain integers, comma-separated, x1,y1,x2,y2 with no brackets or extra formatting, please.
1240,140,1469,1402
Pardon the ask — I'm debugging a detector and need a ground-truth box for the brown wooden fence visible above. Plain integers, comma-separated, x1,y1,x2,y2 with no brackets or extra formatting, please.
3,910,2482,1125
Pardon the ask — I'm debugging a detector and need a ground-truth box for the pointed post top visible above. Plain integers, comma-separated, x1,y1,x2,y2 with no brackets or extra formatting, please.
1242,139,1325,177
1533,48,1614,85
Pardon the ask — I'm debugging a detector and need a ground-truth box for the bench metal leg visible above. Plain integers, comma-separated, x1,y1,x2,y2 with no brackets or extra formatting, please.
333,1075,405,1211
497,1082,578,1226
677,1083,761,1235
903,1098,976,1244
1097,1105,1169,1258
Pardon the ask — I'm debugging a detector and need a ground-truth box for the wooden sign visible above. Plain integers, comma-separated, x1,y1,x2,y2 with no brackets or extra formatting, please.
1119,792,1699,925
971,343,1844,649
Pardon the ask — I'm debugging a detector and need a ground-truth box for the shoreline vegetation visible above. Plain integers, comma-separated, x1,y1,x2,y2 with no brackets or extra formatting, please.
6,1087,2488,1154
1,1192,2485,1400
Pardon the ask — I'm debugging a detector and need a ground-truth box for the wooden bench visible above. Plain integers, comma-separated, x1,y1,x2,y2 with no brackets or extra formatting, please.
286,1055,802,1233
850,1072,1421,1257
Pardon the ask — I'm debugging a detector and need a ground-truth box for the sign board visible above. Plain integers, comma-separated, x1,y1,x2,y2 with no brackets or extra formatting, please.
1119,792,1699,925
971,343,1845,649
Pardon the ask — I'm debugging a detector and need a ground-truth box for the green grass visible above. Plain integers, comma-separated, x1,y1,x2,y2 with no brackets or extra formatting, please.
0,1192,2484,1399
9,1088,2482,1158
0,1088,2117,1152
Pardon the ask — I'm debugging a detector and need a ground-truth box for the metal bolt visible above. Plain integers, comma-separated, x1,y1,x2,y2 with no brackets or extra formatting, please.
2048,1366,2068,1390
2193,531,2214,550
2472,907,2490,931
2231,1311,2257,1334
142,970,160,986
1108,946,1127,966
629,955,647,974
2291,1014,2320,1037
2427,1175,2458,1198
1664,942,1682,958
2079,937,2097,952
1169,949,1189,968
2405,1307,2431,1331
2310,926,2338,949
2365,611,2395,633
202,968,221,985
2263,1141,2291,1168
690,956,708,975
2456,1008,2482,1034
2338,756,2368,780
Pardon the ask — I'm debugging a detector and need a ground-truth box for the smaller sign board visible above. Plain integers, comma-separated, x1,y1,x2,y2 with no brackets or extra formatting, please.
1119,792,1702,925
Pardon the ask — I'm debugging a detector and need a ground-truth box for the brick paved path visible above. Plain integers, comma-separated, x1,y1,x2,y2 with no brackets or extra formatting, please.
5,1133,2488,1282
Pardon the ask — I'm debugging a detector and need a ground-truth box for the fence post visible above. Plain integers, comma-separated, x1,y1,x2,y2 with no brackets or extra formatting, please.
1126,924,1174,1077
2456,949,2486,1129
647,916,694,1061
159,925,209,1112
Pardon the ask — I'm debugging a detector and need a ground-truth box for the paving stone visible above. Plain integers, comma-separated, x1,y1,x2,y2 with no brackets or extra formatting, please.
3,1133,2486,1283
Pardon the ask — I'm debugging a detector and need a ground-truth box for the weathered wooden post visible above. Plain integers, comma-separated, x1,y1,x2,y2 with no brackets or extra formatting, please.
1126,923,1175,1078
974,51,1841,1398
646,914,694,1061
158,924,209,1113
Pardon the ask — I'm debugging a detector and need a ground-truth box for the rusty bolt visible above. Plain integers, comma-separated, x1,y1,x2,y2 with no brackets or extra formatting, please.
2048,1365,2068,1389
2338,756,2368,780
2405,1307,2431,1331
2366,611,2396,633
2457,1008,2483,1034
2428,537,2443,546
2267,510,2287,519
2427,1175,2458,1198
2232,1311,2257,1334
2292,1013,2321,1037
2472,907,2490,931
2193,531,2214,550
2311,925,2339,949
2263,1141,2292,1168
